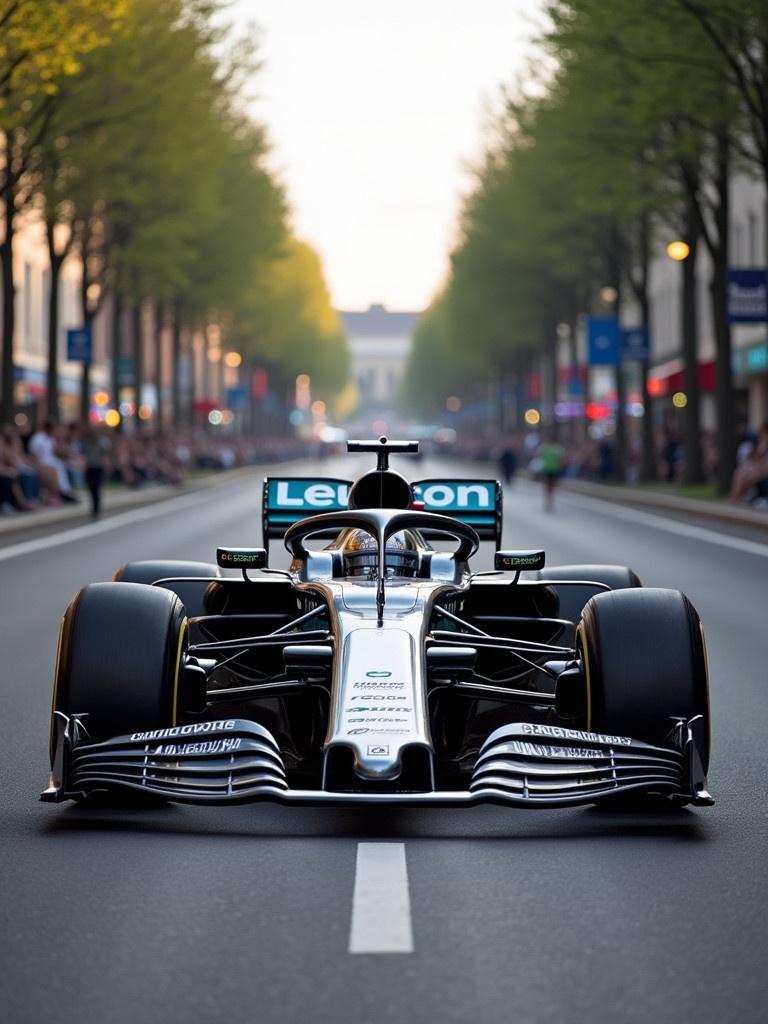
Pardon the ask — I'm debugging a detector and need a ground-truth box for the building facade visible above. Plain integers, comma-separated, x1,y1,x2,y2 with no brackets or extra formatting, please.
647,173,767,429
339,304,421,410
554,171,768,433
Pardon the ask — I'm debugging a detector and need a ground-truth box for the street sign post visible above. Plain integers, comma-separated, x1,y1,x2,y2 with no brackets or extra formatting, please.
620,326,650,362
66,327,92,362
225,386,248,409
586,317,619,365
727,268,768,323
116,355,135,385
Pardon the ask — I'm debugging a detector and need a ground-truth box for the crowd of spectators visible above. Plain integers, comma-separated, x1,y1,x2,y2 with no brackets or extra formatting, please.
447,421,768,508
4,417,768,519
730,421,768,506
0,422,312,518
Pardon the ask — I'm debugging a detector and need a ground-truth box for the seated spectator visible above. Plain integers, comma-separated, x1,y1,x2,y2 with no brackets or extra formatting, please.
1,426,41,503
0,433,35,511
65,423,86,490
730,421,768,504
28,420,79,503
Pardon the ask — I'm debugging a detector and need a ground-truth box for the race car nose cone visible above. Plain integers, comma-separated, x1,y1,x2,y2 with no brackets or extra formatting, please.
354,755,403,781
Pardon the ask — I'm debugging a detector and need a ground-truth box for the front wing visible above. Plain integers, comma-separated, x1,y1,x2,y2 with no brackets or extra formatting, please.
43,715,713,808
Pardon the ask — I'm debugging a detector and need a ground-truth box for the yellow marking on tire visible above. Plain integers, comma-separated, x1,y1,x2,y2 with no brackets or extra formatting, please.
49,614,67,759
699,620,712,750
171,618,188,727
577,622,592,731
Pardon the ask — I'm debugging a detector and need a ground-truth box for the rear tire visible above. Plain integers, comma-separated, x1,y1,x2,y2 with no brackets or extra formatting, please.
578,587,710,772
51,581,187,765
114,560,219,616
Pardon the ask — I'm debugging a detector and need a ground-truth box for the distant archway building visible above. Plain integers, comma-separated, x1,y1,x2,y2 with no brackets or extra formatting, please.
339,304,421,409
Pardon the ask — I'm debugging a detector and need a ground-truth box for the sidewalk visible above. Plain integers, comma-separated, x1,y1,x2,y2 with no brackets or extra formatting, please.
0,464,258,537
562,478,768,533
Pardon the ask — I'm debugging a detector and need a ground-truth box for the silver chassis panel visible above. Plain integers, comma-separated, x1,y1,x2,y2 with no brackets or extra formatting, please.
294,576,466,783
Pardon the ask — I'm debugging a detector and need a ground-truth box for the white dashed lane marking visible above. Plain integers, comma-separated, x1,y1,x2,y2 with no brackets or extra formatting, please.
349,843,413,954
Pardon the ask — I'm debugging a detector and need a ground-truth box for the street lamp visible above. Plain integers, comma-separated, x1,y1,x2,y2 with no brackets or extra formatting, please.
666,240,691,261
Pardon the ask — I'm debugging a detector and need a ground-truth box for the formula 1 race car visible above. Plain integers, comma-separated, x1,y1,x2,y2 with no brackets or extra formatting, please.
43,438,713,809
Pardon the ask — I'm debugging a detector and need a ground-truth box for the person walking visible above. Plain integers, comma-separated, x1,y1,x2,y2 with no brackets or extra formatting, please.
81,425,110,518
537,435,566,511
498,442,518,486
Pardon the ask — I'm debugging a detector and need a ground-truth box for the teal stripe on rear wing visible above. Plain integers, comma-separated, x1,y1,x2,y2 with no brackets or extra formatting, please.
412,478,502,545
262,476,503,549
262,477,351,548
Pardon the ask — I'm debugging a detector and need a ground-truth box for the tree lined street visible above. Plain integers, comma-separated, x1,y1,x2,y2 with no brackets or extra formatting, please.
1,5,767,1021
1,0,350,432
1,458,766,1023
402,0,768,495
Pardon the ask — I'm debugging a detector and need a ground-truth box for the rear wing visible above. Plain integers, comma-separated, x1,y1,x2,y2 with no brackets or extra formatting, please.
412,478,502,544
262,476,502,548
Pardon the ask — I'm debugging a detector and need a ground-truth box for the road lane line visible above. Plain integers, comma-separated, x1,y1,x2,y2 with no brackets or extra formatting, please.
0,489,225,564
561,492,768,558
349,843,413,954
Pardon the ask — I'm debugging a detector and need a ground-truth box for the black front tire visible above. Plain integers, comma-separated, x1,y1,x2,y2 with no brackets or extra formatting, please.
535,564,641,622
114,560,220,616
52,581,187,765
578,587,710,772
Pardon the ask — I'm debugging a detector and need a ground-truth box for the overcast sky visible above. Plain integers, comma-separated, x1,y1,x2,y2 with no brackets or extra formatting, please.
230,1,542,311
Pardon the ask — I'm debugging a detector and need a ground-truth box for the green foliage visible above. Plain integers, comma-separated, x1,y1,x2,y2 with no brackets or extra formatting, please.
402,0,759,416
230,237,349,400
0,0,126,102
2,0,350,414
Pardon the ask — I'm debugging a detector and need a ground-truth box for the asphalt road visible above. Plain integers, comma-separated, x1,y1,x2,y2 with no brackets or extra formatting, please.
2,456,767,1024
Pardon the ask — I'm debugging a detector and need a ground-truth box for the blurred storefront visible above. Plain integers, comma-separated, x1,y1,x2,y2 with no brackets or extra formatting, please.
733,338,768,424
647,173,766,430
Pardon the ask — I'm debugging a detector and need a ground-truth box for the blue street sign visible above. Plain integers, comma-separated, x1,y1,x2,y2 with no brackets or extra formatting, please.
568,369,584,396
587,316,619,366
727,268,768,323
225,386,248,409
66,326,92,362
620,326,650,362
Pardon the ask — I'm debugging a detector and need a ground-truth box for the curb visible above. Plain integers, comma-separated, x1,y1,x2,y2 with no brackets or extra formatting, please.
0,464,260,537
561,479,768,532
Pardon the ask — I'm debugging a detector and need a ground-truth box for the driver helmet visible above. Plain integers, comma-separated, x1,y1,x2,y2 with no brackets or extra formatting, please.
343,529,419,579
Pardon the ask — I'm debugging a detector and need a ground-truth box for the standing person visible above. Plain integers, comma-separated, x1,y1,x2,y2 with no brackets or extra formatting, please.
537,435,566,511
662,429,681,483
498,441,518,486
81,425,110,518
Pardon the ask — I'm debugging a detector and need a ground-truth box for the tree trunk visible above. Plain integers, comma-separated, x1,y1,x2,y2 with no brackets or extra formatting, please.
170,305,182,428
45,219,63,423
543,321,558,435
154,302,164,433
132,302,143,430
0,177,16,425
78,267,93,424
606,227,626,482
111,290,122,427
681,210,704,484
636,215,656,482
710,134,735,494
